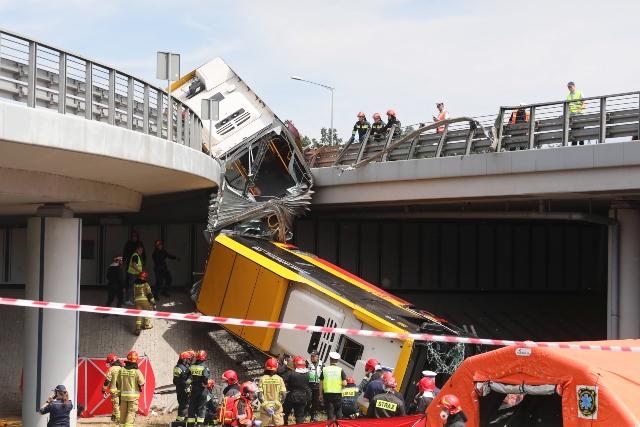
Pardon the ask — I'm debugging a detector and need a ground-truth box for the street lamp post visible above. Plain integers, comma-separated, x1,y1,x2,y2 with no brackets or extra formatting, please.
291,76,335,146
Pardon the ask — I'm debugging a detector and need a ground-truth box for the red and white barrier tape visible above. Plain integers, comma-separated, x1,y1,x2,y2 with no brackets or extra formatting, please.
1,296,638,352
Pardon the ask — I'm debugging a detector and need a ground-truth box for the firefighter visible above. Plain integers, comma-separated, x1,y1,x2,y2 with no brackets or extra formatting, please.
438,394,467,427
133,270,155,335
306,351,323,422
341,377,359,418
125,244,144,306
371,113,386,141
219,381,258,426
174,350,193,423
203,379,220,426
359,358,380,392
222,370,241,397
283,356,311,425
319,352,346,422
188,350,211,426
366,373,406,418
258,357,287,426
383,109,402,139
410,377,435,414
152,239,178,299
349,112,370,143
102,353,123,423
116,351,145,427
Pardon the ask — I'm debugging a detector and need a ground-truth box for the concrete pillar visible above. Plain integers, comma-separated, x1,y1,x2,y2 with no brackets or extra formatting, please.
22,206,80,427
609,207,640,339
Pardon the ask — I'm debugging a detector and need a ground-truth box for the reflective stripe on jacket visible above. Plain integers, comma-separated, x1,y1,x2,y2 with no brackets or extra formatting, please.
322,365,343,394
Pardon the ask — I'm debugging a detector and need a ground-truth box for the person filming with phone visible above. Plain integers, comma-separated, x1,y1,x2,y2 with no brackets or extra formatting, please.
40,384,73,426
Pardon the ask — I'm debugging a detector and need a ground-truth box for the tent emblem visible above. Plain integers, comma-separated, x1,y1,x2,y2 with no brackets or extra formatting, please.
576,385,598,419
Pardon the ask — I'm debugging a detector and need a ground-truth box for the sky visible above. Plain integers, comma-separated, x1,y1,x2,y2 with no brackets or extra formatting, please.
1,0,639,140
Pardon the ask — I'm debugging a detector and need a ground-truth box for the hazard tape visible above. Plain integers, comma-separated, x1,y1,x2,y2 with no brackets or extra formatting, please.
1,296,638,353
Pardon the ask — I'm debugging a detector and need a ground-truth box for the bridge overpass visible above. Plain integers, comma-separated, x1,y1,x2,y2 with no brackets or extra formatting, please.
0,28,219,425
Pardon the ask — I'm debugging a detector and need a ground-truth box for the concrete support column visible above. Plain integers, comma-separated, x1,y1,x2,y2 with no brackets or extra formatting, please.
22,206,80,427
608,207,640,339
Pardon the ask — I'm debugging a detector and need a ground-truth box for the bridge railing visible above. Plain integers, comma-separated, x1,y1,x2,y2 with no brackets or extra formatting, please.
0,28,203,149
307,91,640,168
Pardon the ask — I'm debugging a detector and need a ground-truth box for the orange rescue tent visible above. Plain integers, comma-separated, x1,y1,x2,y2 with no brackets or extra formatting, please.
426,340,640,426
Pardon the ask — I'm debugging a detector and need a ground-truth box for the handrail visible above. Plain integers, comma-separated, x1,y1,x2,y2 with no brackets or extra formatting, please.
500,90,640,110
0,27,203,148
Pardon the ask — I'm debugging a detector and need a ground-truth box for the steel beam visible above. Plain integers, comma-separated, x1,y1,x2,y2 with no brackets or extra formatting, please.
126,77,134,130
599,97,607,144
562,102,570,146
85,62,93,120
176,104,182,144
464,126,475,155
27,41,37,108
495,108,505,152
355,133,371,163
406,135,420,160
107,69,115,125
156,89,163,138
143,84,149,134
434,126,449,158
381,126,396,161
57,52,66,114
528,106,536,149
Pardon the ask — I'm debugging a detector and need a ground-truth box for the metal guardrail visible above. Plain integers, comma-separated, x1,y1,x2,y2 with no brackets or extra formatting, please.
0,28,203,149
307,92,640,168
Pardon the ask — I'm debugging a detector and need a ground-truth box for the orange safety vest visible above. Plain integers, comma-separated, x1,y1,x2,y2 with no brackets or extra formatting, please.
510,109,530,124
219,396,253,426
436,110,449,133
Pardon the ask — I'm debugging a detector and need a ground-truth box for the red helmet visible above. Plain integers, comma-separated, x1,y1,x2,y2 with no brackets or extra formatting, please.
241,381,258,397
357,111,366,118
138,271,149,281
195,350,207,361
293,356,306,369
207,379,216,390
417,377,435,393
265,357,279,371
382,374,397,389
365,358,379,373
127,351,138,363
154,239,163,248
179,351,192,360
222,370,239,384
187,349,196,359
439,394,462,414
372,112,381,120
106,353,119,365
346,377,356,385
386,109,396,117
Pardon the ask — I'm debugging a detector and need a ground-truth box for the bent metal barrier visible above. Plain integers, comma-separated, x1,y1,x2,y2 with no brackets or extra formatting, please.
0,28,203,149
1,296,639,353
307,91,640,168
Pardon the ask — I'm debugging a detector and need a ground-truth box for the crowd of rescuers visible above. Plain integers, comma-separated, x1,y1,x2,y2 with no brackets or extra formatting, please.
109,350,470,426
349,81,585,148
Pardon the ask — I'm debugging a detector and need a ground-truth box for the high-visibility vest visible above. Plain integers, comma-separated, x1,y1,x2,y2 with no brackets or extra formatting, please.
436,110,449,133
322,365,343,394
127,253,142,275
118,367,144,401
510,109,530,124
567,90,584,114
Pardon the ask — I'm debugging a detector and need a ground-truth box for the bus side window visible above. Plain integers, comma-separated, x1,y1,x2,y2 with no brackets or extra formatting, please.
307,316,325,354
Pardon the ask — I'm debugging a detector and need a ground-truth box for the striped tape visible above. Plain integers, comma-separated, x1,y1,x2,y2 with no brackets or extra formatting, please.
0,296,638,352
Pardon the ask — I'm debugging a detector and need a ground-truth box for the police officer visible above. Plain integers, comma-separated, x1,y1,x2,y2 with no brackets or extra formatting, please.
258,358,287,426
133,271,155,335
102,353,123,423
152,239,178,299
117,351,145,427
188,350,211,426
125,244,144,305
371,113,386,142
319,352,346,422
349,112,370,143
283,356,311,425
341,377,359,418
174,350,193,423
40,385,73,427
306,351,323,422
366,373,406,418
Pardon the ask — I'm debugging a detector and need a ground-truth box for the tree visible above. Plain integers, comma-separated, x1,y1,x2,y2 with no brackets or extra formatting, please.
319,127,343,146
300,135,318,148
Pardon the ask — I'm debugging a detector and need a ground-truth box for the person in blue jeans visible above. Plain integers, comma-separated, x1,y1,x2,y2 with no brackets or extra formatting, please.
40,384,73,427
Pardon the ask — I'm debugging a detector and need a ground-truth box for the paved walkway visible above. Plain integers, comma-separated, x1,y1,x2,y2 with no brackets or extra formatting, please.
0,287,260,417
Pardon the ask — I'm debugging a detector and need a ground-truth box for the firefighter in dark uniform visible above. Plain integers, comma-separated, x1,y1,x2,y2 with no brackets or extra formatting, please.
222,370,241,397
174,350,193,423
283,356,311,425
366,373,406,418
349,112,370,143
371,113,386,142
187,350,211,426
203,379,220,426
152,239,178,299
341,377,359,418
383,109,402,139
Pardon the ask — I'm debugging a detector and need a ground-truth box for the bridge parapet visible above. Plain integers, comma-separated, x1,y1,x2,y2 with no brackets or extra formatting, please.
307,92,640,169
0,28,203,149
